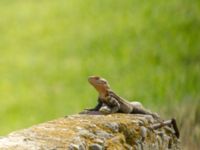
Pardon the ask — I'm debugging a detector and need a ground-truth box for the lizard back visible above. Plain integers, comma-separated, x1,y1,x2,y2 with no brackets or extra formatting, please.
107,90,133,113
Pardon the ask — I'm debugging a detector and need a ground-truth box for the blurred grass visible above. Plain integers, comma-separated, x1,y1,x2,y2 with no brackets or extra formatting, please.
0,0,199,149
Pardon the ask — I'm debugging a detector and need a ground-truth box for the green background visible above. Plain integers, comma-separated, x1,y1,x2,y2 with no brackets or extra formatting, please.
0,0,199,149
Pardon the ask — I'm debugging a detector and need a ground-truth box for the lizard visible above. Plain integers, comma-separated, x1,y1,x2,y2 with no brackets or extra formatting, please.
81,76,180,138
79,76,180,138
85,76,159,118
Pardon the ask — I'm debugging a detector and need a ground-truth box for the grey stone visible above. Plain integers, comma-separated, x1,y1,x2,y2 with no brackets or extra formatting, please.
68,144,79,150
79,129,96,139
94,139,104,144
89,143,104,150
140,126,147,141
68,143,86,150
94,130,112,139
105,122,119,132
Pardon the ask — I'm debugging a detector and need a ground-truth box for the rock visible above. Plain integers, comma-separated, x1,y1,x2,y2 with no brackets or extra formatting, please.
89,144,104,150
94,130,112,139
0,114,180,150
93,139,104,145
69,137,86,150
140,126,147,141
68,144,80,150
105,122,119,133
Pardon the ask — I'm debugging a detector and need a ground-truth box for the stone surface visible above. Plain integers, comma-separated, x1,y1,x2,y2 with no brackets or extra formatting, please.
0,114,181,150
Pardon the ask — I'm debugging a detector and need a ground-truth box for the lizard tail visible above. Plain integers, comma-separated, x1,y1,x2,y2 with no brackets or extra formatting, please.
132,107,159,118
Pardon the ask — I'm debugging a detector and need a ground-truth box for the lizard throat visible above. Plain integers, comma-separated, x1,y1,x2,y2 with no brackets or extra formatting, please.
94,87,109,98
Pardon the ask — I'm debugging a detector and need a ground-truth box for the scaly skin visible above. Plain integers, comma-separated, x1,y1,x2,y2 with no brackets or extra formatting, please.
87,76,159,118
81,76,180,138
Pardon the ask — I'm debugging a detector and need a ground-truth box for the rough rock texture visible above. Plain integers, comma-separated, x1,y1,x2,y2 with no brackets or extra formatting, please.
0,114,180,150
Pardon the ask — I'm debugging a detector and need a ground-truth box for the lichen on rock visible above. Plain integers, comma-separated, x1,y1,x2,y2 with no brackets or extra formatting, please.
0,114,180,150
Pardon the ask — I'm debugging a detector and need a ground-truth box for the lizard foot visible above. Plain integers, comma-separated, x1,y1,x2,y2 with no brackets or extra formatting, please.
99,106,112,115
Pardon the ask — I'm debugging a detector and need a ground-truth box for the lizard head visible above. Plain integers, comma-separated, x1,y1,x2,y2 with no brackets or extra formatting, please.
88,76,110,94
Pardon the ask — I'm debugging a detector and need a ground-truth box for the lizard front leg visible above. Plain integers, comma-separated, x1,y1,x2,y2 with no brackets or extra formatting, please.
100,96,120,114
99,103,112,114
79,98,103,114
85,98,103,111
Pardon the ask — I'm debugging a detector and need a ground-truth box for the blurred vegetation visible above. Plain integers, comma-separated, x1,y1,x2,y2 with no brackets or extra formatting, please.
0,0,199,149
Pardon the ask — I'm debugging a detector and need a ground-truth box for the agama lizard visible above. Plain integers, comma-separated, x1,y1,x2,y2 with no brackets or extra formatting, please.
81,76,180,138
86,76,158,118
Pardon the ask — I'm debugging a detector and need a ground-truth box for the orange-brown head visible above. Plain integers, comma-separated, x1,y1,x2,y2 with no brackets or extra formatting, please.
88,76,110,96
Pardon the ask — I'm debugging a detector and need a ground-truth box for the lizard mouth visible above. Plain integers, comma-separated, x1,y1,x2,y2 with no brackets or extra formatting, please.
88,76,110,88
88,76,100,83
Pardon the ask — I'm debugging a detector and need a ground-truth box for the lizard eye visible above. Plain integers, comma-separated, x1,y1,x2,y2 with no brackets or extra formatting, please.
94,76,100,80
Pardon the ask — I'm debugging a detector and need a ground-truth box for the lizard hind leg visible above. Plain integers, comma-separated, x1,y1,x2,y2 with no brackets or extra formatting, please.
131,102,160,119
130,101,143,109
